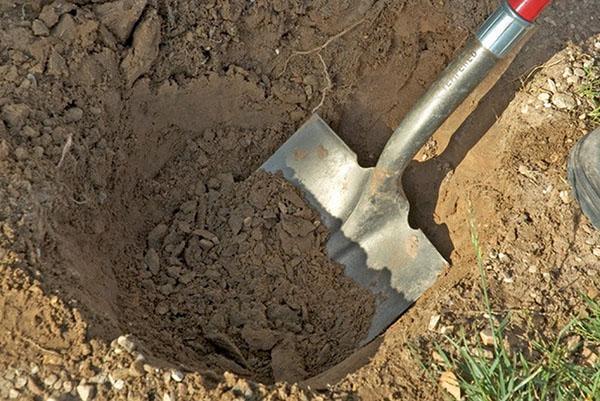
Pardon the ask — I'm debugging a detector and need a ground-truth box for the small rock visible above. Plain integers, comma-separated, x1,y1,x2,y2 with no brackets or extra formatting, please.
559,190,571,204
147,223,168,247
498,252,510,263
144,248,160,274
77,383,96,401
64,107,84,123
592,248,600,258
32,19,50,36
582,347,598,366
428,314,441,331
117,334,136,353
552,93,577,110
21,126,40,138
170,370,184,382
8,389,19,399
479,328,495,346
13,377,27,390
198,239,214,251
573,67,586,78
110,377,125,390
537,92,550,102
179,271,195,284
166,265,182,278
62,380,73,392
39,4,59,27
439,371,461,401
1,103,30,128
163,392,174,401
43,374,58,387
129,356,146,377
94,0,148,43
47,50,68,77
193,229,219,244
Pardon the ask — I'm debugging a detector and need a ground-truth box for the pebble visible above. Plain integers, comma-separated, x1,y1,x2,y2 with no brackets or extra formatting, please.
593,248,600,258
77,383,96,401
8,389,19,399
147,223,168,248
32,19,49,36
479,328,495,346
537,92,550,102
43,374,58,387
111,368,131,381
573,67,586,78
64,107,84,123
170,370,184,382
552,93,577,110
39,4,59,27
498,252,510,263
111,378,125,391
117,334,136,353
193,229,219,244
145,248,160,274
1,103,30,128
21,125,40,138
62,380,73,392
13,377,27,390
130,356,146,377
559,190,571,204
428,314,441,331
439,371,461,401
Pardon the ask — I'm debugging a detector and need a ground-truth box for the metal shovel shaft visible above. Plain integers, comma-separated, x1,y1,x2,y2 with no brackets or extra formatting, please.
374,1,534,196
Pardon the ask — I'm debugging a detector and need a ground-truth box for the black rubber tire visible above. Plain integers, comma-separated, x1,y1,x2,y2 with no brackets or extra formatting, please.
568,127,600,229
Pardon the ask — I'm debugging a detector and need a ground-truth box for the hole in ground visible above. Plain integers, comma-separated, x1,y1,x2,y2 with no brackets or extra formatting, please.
51,83,376,385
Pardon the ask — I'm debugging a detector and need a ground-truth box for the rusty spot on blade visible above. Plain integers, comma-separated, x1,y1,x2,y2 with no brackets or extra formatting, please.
317,144,329,159
405,235,419,259
294,148,308,161
369,167,392,196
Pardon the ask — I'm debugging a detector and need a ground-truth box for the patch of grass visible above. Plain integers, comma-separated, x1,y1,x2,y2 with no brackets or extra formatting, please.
429,213,600,401
579,61,600,122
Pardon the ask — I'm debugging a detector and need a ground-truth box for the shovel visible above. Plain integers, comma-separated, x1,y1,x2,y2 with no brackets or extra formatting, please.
262,0,551,343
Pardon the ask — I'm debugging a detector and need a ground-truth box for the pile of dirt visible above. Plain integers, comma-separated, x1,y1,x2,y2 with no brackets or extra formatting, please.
127,170,374,383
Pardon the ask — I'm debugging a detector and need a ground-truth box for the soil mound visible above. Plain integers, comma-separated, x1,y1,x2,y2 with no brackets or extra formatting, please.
126,170,375,383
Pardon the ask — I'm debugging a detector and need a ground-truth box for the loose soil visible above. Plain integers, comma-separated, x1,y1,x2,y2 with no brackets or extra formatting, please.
0,0,599,400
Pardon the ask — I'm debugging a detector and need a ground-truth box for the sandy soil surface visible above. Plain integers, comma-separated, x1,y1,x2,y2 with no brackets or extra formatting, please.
0,0,599,400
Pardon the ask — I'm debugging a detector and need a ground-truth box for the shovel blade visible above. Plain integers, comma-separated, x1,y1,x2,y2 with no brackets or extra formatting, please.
262,115,447,343
262,114,371,230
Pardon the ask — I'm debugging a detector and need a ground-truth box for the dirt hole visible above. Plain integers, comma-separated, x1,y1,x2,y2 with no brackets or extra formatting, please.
53,110,375,384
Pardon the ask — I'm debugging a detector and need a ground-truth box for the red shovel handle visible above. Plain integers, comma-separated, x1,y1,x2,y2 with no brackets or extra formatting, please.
507,0,551,22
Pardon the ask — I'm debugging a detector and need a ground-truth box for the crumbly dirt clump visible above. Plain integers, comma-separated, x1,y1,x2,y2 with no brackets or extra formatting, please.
128,171,375,383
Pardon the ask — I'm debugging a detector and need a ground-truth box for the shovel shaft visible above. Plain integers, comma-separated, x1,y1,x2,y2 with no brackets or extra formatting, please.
376,0,540,178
